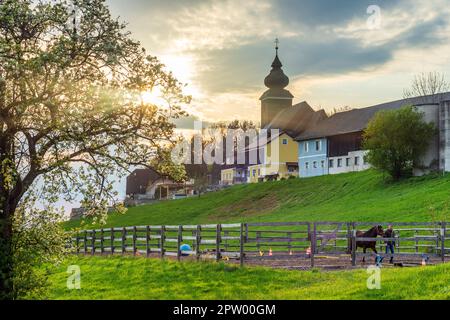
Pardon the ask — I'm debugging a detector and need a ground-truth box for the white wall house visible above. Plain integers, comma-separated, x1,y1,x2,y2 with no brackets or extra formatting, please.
328,150,370,175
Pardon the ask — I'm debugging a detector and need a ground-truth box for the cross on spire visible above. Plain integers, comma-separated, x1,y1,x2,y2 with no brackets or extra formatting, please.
274,38,279,54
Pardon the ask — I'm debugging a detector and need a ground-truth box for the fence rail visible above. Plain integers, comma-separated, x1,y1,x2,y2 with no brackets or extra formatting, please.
72,221,449,268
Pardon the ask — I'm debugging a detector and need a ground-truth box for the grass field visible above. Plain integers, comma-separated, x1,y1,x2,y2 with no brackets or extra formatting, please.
52,171,450,301
42,256,450,300
66,170,450,230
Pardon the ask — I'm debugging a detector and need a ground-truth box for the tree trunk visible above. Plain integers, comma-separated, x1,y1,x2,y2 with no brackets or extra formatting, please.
0,151,37,299
0,202,14,300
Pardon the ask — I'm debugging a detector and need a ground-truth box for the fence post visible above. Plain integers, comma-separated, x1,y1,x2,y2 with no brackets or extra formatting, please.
351,229,356,266
160,226,165,259
121,227,126,255
216,224,221,262
133,226,137,256
415,230,418,253
84,230,87,255
435,228,440,256
91,230,96,255
256,231,261,252
441,222,446,263
306,222,310,253
100,228,104,255
245,223,249,242
146,226,150,257
224,230,229,252
287,232,292,253
111,227,115,255
157,228,161,250
75,233,80,254
196,225,201,262
240,223,245,267
346,223,351,254
310,223,316,268
177,225,182,262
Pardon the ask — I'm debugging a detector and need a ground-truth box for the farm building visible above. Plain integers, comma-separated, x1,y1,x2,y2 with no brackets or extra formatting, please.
125,163,227,205
295,94,450,178
125,168,195,205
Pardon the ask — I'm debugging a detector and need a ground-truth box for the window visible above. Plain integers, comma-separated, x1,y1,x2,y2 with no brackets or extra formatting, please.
329,159,334,168
346,158,350,166
313,161,317,168
337,159,342,167
282,138,288,145
305,162,309,169
354,156,359,166
363,155,368,165
304,142,309,153
288,166,296,173
321,160,325,168
258,169,261,176
252,169,256,177
315,140,321,151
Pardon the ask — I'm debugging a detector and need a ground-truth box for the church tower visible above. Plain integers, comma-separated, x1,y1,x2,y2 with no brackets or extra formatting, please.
260,39,293,128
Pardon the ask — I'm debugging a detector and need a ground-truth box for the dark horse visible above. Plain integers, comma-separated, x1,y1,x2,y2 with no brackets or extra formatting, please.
351,225,384,262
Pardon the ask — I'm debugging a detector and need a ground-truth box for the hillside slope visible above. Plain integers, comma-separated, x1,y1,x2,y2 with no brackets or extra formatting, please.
66,170,450,229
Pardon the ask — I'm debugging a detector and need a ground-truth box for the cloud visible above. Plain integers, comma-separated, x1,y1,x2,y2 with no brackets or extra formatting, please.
188,0,450,94
105,0,450,122
272,0,378,26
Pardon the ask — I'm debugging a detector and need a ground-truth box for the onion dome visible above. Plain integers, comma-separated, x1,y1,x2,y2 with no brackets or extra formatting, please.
264,44,289,89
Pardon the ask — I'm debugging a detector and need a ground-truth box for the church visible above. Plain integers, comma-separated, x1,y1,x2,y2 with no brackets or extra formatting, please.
221,43,450,184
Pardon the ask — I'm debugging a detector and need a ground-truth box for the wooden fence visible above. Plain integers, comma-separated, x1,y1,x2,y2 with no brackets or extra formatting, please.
72,221,449,268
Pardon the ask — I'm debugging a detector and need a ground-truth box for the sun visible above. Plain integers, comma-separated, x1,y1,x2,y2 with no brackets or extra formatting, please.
140,53,201,111
141,88,164,106
160,53,201,97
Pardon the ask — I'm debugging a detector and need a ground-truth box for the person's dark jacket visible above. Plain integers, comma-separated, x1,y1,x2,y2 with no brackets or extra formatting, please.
384,228,395,245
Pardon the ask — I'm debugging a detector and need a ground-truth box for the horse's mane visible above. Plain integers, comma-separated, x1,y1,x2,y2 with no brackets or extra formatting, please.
360,225,380,236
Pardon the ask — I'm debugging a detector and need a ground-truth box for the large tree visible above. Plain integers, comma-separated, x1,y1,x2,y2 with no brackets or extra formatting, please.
363,106,436,181
0,0,190,298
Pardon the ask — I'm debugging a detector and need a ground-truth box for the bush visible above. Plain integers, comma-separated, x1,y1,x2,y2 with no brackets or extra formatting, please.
363,106,436,180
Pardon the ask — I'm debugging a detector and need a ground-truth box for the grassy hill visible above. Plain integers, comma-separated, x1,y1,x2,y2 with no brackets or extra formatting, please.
67,170,450,229
41,256,450,300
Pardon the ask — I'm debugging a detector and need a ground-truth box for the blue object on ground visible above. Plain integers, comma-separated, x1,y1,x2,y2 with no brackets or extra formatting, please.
180,244,191,252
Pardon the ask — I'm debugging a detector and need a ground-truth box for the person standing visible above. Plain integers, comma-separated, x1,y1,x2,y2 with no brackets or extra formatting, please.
384,225,395,263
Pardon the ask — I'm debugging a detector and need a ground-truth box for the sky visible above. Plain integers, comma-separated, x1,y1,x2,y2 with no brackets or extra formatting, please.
60,0,450,214
106,0,450,126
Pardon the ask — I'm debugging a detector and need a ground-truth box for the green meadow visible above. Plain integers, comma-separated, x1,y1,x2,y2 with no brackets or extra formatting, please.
52,170,450,300
66,170,450,230
42,256,450,300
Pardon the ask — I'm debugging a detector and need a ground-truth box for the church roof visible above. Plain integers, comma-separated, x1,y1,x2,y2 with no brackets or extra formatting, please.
263,47,290,90
265,101,327,136
295,92,450,141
